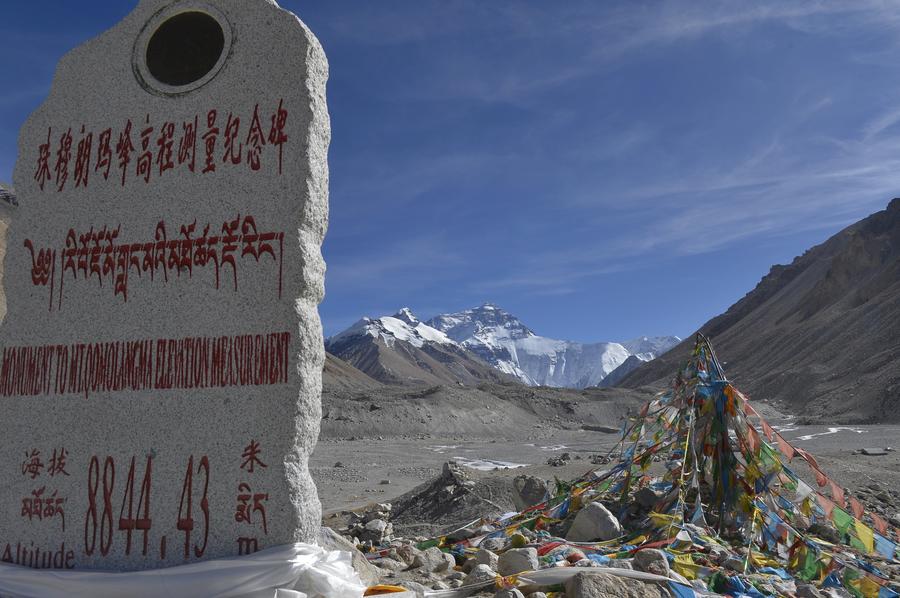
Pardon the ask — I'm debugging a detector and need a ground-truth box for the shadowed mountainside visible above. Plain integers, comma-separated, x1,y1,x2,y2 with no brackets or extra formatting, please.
619,199,900,423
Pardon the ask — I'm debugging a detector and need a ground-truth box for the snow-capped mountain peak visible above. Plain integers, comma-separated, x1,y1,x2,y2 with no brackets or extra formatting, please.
429,303,535,343
425,305,679,388
392,307,419,325
329,309,454,350
329,304,679,389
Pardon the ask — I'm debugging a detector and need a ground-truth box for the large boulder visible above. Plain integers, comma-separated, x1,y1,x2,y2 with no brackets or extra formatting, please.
317,526,381,586
633,548,670,577
414,546,455,573
465,563,498,585
564,571,665,598
512,475,550,511
566,502,622,542
475,548,500,570
372,557,405,571
498,547,539,576
634,487,662,510
396,543,425,566
481,536,508,552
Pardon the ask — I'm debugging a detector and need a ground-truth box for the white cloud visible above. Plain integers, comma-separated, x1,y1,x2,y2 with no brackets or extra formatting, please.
862,106,900,140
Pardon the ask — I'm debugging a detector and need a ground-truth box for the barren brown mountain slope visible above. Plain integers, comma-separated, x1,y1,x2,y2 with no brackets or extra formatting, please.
619,198,900,423
323,352,383,392
321,353,652,440
326,333,512,386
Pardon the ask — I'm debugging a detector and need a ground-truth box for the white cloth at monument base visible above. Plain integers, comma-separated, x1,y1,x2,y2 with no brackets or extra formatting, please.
0,543,366,598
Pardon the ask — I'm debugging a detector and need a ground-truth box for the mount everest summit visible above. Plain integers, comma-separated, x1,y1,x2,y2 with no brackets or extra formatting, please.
326,303,678,388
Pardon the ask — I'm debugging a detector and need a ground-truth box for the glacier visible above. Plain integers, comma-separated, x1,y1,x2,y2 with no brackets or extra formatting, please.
328,304,680,389
427,304,679,389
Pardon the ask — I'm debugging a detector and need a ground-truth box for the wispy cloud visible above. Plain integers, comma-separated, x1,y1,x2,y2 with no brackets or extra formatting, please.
466,122,900,295
326,233,466,290
312,1,900,302
862,105,900,140
342,0,900,106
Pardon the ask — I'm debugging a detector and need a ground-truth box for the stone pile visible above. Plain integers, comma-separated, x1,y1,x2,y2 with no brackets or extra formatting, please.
328,453,900,597
340,518,698,597
546,452,572,467
344,503,395,547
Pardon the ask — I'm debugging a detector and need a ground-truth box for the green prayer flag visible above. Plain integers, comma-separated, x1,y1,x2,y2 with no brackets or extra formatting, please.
832,508,853,534
795,546,820,581
842,568,864,598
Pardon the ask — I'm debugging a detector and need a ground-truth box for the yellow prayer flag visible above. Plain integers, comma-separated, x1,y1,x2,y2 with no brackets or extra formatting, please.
854,519,875,554
749,551,781,568
648,512,679,528
671,553,700,580
848,574,882,598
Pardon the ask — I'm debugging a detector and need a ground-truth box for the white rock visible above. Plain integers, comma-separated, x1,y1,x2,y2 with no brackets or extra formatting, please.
415,546,454,573
317,527,380,586
566,502,623,541
475,548,500,570
564,571,664,598
464,564,498,585
633,548,669,576
365,519,388,533
498,547,539,576
372,558,406,571
512,475,549,511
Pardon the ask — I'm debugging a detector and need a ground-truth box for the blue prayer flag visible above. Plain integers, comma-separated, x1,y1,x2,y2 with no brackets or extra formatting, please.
668,581,696,598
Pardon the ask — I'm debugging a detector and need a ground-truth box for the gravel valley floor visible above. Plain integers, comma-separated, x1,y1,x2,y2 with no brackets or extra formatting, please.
312,398,900,523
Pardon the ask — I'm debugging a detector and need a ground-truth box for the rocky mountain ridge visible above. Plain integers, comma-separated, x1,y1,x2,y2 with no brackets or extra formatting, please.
619,198,900,423
325,310,511,386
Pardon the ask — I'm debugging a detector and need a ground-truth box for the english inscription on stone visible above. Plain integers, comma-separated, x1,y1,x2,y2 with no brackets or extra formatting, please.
1,0,329,570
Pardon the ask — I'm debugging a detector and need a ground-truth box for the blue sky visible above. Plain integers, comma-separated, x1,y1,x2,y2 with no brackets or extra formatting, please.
2,1,900,342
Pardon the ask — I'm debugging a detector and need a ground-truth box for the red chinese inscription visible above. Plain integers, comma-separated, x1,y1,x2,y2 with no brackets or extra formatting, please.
34,100,289,191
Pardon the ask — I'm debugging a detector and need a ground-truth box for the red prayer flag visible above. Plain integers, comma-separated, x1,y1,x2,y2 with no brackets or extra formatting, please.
817,494,835,519
776,523,789,542
745,424,760,454
760,419,775,441
775,434,796,462
743,400,755,416
872,513,888,536
795,448,821,472
829,481,845,508
850,497,864,520
813,467,828,488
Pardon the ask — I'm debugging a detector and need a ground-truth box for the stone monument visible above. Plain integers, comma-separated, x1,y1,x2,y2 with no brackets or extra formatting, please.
0,0,329,570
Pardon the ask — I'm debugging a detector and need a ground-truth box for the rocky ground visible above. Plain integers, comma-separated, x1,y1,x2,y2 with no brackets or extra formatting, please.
310,382,900,596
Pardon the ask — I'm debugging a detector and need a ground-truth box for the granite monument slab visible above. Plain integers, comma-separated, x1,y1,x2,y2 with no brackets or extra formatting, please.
0,0,329,571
